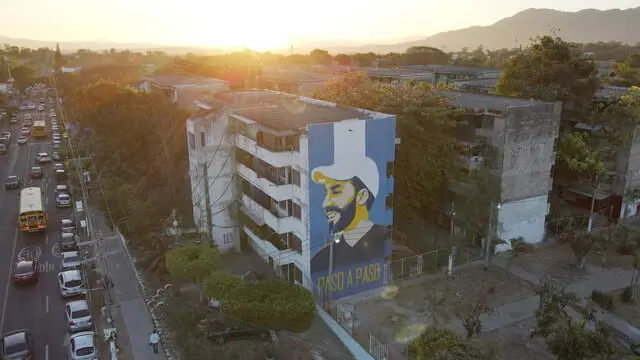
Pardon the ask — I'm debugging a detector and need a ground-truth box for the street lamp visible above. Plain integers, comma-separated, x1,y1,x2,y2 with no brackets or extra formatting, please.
327,231,341,303
484,202,501,270
449,203,456,248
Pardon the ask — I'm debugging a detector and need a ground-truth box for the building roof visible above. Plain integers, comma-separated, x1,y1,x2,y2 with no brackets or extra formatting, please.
229,91,384,132
358,67,434,81
143,75,227,88
596,86,629,99
401,65,501,75
442,91,550,112
454,78,499,89
260,69,339,84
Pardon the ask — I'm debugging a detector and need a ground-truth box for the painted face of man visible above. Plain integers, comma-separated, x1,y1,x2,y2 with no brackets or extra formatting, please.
321,178,358,233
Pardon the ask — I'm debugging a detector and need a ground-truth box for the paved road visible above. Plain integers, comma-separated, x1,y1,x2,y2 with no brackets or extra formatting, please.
0,96,74,360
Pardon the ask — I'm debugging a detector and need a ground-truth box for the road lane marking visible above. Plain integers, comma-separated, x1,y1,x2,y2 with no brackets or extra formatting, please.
0,229,19,332
45,344,49,360
45,295,49,313
45,235,49,245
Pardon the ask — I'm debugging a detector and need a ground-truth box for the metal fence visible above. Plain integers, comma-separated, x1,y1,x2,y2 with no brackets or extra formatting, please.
387,245,484,283
369,333,388,360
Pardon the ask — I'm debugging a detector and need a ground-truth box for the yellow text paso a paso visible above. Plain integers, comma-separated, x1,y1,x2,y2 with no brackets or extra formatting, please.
317,263,381,292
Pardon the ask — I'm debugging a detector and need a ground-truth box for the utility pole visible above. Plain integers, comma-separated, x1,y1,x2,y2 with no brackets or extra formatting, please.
449,203,456,248
587,174,600,233
484,201,500,270
202,161,213,242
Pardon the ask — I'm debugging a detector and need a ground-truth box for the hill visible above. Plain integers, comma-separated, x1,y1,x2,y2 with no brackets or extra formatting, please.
323,7,640,53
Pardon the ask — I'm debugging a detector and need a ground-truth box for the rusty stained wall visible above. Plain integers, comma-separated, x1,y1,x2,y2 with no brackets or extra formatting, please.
614,127,640,194
499,102,563,202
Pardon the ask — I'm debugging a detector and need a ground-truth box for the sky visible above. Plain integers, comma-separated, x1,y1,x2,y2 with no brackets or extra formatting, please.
0,0,638,50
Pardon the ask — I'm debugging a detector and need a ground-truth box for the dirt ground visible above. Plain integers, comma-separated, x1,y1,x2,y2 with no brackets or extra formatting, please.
476,318,554,360
609,288,640,329
500,241,635,285
344,263,535,357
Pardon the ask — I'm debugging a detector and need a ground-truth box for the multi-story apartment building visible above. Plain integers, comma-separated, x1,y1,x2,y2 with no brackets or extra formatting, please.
446,91,562,245
139,75,229,110
187,90,397,300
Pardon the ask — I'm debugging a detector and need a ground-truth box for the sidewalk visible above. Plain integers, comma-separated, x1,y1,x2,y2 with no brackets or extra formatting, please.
88,204,170,360
488,255,640,344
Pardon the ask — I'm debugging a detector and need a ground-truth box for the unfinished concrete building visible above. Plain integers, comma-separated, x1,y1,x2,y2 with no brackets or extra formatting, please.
445,91,562,245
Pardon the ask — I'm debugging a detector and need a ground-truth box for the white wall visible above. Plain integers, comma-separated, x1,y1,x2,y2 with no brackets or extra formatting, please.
497,194,549,248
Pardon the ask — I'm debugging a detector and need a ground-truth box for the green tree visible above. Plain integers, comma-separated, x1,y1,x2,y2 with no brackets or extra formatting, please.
165,245,222,284
223,279,316,333
316,72,461,220
496,35,600,123
333,53,351,66
533,280,577,338
309,48,332,65
557,229,601,268
203,271,242,300
555,132,606,178
408,327,496,360
54,42,63,74
545,319,616,360
11,65,35,92
402,46,449,65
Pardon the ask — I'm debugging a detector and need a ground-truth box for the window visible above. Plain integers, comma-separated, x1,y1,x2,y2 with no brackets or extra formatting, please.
386,161,394,178
291,169,301,186
200,132,206,147
293,264,303,283
385,194,393,210
188,132,195,150
291,234,302,254
293,202,302,220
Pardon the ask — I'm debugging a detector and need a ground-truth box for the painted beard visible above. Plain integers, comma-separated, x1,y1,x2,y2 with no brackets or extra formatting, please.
324,199,357,234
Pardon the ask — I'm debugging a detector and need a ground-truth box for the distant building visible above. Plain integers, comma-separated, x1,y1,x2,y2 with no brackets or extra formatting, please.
60,66,82,74
139,75,229,110
0,83,10,94
258,69,340,96
445,91,562,246
186,90,397,300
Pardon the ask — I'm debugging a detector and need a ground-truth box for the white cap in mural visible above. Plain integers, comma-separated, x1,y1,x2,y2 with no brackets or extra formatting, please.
312,120,379,198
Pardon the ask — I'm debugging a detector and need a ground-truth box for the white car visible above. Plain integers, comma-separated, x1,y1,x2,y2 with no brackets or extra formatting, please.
36,152,51,163
60,251,82,270
38,105,44,111
65,300,93,332
52,125,60,132
52,139,60,145
68,331,97,360
17,136,27,144
20,127,30,135
57,270,86,298
56,192,72,208
53,163,64,171
53,135,61,141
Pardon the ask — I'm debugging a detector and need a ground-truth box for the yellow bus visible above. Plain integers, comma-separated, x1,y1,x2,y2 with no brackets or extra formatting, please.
33,120,47,138
19,187,47,234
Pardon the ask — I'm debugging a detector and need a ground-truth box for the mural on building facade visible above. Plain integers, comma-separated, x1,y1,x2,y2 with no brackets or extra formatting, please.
308,117,395,300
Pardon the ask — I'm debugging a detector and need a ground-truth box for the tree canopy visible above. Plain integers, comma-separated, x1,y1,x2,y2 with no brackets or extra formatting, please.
496,36,600,123
165,245,222,283
408,327,495,360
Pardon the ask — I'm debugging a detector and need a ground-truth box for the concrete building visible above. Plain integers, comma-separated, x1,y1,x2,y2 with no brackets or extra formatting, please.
402,65,501,85
187,90,397,300
60,66,82,74
445,91,562,246
139,75,229,110
258,69,341,96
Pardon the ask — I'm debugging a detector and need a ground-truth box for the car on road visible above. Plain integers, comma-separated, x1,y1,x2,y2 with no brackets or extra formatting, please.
1,131,10,139
52,125,60,132
0,143,8,155
59,232,79,251
9,117,18,124
23,120,31,127
4,176,20,189
17,136,27,145
52,151,62,161
65,300,93,332
52,138,60,146
60,251,82,270
53,142,60,150
12,260,39,285
56,192,72,208
52,132,61,140
20,127,30,135
61,218,75,233
37,105,44,111
0,329,33,359
29,167,43,179
205,320,270,344
56,184,70,195
68,331,97,360
35,152,51,163
58,270,86,298
53,162,64,171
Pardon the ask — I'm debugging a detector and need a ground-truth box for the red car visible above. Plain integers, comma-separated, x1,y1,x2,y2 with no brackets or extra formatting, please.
29,167,43,179
12,260,39,284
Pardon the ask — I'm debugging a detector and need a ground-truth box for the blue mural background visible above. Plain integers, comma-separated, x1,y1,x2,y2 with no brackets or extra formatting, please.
308,116,396,300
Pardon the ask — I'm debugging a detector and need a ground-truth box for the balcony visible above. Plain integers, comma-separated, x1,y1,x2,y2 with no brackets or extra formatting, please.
242,225,304,267
241,193,301,234
459,155,485,171
237,163,295,202
235,134,298,168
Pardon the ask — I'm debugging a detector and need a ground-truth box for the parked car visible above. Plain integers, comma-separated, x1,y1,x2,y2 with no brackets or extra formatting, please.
205,320,270,344
55,169,67,184
1,131,10,139
68,331,97,360
29,167,43,179
57,270,86,298
52,151,62,161
60,251,82,270
58,232,79,251
53,163,64,171
4,176,20,189
52,125,60,132
61,218,75,234
0,143,7,155
65,300,93,332
0,330,33,360
9,117,18,124
12,260,39,285
17,136,27,144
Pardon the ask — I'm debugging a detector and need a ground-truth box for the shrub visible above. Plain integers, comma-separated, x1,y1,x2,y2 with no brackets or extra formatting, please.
591,290,615,310
616,241,635,256
620,286,634,303
510,237,534,256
